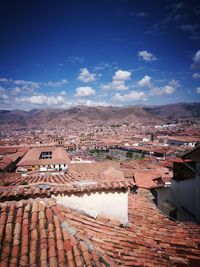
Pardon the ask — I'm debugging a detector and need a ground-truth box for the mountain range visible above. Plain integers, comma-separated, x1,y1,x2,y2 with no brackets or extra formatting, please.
0,102,199,129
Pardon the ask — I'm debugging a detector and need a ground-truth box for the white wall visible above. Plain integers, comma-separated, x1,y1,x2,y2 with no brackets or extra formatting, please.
40,163,68,171
54,190,128,224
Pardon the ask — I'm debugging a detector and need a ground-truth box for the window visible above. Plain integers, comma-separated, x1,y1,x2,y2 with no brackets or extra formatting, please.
39,151,52,159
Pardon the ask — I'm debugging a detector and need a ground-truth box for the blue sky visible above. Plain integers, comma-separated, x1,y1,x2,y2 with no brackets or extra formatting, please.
0,0,200,110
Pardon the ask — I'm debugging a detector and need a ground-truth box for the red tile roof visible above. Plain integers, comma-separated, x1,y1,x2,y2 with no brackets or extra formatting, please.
17,146,71,167
0,194,199,266
0,160,199,266
0,199,106,266
0,180,135,202
121,161,172,189
0,156,13,170
0,147,18,155
0,173,21,186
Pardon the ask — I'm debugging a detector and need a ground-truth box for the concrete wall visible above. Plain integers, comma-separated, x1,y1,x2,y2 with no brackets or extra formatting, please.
54,190,128,224
156,163,200,222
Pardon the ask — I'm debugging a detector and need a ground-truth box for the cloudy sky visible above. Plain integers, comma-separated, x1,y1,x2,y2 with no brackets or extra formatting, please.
0,0,200,110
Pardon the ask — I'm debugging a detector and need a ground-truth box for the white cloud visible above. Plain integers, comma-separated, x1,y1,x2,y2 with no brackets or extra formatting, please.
0,93,10,106
0,78,9,83
162,85,176,94
150,85,175,96
0,77,70,98
17,94,66,105
149,87,163,96
0,94,9,100
13,80,40,91
101,83,112,90
180,24,196,32
67,56,84,64
94,62,113,71
132,12,149,17
197,87,200,94
138,50,157,61
192,72,200,78
112,80,128,90
78,68,96,83
168,79,180,88
13,78,68,89
60,91,67,95
191,50,200,69
113,70,131,81
77,99,111,107
46,79,68,87
150,80,179,96
180,24,200,39
0,86,5,95
75,86,96,97
11,87,21,95
138,75,151,87
112,91,147,101
101,69,131,91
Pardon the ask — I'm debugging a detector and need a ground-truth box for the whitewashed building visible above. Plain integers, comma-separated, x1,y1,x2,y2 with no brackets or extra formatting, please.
16,146,70,173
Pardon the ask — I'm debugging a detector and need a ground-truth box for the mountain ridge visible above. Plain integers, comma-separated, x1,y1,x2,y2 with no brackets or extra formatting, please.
0,102,199,129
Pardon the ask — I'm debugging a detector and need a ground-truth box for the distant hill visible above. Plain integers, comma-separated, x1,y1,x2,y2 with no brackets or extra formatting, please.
0,103,199,129
144,102,200,120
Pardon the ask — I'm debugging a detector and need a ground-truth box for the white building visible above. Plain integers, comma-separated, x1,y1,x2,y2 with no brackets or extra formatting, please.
16,146,70,173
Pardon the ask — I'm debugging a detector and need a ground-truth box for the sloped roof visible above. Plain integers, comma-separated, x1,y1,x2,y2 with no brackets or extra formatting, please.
121,160,173,189
0,199,107,266
0,193,199,266
0,161,199,265
0,156,13,170
17,146,71,166
0,180,134,202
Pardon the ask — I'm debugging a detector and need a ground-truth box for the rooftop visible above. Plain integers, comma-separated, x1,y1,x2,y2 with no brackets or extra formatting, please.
17,146,71,167
0,193,199,266
0,160,199,266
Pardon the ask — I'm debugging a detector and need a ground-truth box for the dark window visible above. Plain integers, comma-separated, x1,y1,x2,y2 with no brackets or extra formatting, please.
39,151,52,159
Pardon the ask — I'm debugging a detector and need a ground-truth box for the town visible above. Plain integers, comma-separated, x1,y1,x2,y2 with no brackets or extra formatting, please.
0,108,200,266
1,0,200,265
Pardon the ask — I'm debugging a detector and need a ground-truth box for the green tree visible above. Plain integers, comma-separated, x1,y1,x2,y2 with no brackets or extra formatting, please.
126,151,133,158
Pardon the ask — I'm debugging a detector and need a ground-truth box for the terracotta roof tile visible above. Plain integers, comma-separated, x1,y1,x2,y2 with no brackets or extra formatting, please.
0,164,199,266
17,146,71,167
0,179,134,202
0,199,114,266
121,160,172,189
